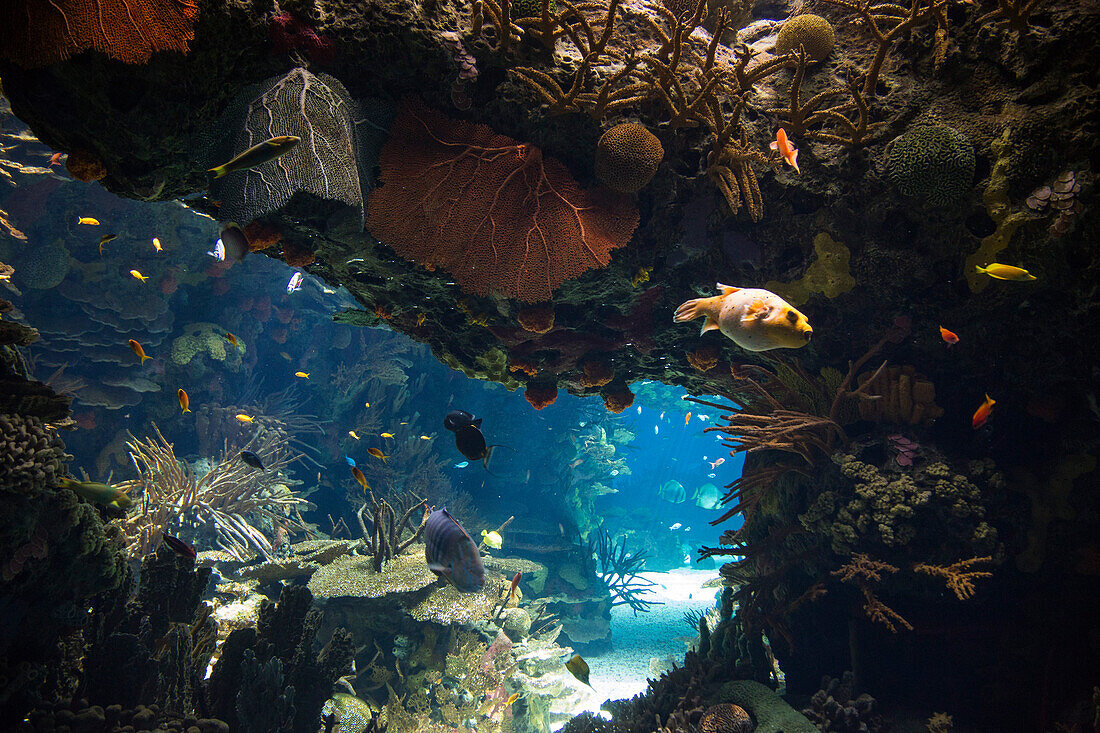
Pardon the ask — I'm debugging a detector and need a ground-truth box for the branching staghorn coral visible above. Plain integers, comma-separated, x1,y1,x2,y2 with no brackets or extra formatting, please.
767,52,883,147
356,490,430,572
115,423,311,561
832,553,913,633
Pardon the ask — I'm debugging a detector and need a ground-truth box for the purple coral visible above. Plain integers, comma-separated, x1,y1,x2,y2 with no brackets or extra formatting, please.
441,32,478,110
888,434,919,466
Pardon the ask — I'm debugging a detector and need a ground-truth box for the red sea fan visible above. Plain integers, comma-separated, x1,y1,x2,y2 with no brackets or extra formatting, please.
0,0,200,68
365,98,639,303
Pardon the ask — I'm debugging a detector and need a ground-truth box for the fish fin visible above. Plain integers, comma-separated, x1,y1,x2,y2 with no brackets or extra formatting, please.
208,165,228,179
472,418,483,428
482,445,515,475
673,295,721,324
183,408,191,414
717,283,740,296
790,149,800,174
140,354,151,363
769,141,779,150
700,317,720,335
741,299,771,322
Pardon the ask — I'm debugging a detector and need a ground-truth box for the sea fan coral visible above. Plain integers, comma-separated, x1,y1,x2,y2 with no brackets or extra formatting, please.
517,304,555,333
525,384,558,410
0,0,200,68
603,387,634,414
365,99,639,303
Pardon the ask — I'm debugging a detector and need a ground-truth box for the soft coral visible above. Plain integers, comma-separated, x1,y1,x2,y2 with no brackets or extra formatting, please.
269,12,334,65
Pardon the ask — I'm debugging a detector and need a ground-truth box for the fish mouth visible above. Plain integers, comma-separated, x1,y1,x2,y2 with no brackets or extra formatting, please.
802,330,812,341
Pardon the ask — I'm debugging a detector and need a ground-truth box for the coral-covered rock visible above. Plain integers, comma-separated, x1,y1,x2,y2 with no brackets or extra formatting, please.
517,304,556,333
603,387,634,414
524,384,558,410
595,123,664,194
64,149,107,182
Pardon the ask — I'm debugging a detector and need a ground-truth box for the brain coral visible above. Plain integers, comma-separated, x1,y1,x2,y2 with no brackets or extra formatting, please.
16,241,69,290
595,124,664,194
887,124,975,206
775,14,835,62
512,0,555,17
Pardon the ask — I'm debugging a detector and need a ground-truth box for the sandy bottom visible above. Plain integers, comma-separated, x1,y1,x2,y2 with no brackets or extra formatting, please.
560,568,720,725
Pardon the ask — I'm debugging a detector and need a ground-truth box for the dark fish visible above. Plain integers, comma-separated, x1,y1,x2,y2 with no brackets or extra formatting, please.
238,450,265,471
424,508,485,593
565,654,593,688
219,223,249,263
208,135,301,178
162,534,197,559
443,410,499,469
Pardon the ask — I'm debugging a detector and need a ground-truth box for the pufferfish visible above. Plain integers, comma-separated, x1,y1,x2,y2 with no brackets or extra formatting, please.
673,284,812,351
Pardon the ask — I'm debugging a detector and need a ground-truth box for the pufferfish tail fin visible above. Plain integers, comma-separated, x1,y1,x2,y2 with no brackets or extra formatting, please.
674,295,724,334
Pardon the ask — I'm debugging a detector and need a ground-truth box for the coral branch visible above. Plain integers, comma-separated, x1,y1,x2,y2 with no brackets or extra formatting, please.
914,556,994,600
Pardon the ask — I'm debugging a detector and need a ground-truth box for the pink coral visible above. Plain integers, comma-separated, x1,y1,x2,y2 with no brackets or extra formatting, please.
269,12,334,65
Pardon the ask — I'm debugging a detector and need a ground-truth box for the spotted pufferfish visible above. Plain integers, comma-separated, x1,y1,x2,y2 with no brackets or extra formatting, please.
673,284,813,351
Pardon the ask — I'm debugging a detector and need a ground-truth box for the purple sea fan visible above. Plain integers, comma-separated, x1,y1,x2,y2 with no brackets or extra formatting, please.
441,32,478,110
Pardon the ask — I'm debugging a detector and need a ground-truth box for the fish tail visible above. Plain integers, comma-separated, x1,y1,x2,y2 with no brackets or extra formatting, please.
208,165,228,179
139,354,151,363
673,296,721,332
183,407,191,413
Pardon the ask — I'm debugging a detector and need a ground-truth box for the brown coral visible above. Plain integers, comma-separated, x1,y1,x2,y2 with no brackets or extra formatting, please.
517,304,555,333
687,344,719,372
855,365,943,426
0,0,200,68
603,387,634,413
524,384,558,410
282,239,316,267
579,359,613,388
65,150,107,182
509,358,540,377
700,703,753,733
594,123,664,193
243,221,283,252
364,99,639,303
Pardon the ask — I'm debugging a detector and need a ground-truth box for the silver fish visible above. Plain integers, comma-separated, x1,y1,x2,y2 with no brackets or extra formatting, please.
207,240,225,261
287,271,303,294
424,508,485,593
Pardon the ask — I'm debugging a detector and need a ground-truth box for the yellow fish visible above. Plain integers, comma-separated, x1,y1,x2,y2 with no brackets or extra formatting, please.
59,477,131,510
481,530,503,549
505,693,520,706
98,233,117,254
685,412,692,426
565,655,593,688
367,448,388,462
364,402,371,408
130,270,148,283
399,422,409,426
348,430,361,440
152,237,163,252
380,432,395,439
235,414,255,423
674,284,812,351
77,217,100,225
294,371,310,379
225,332,239,349
128,339,151,363
178,388,190,414
974,263,1036,281
419,435,431,440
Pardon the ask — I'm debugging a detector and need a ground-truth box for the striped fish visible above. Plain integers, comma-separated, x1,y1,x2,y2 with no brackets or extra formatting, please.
424,508,485,593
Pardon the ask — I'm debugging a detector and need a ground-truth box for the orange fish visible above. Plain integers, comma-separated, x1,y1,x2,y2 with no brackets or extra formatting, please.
685,412,692,426
709,457,725,470
569,458,584,469
505,693,521,706
178,388,191,413
352,466,369,491
367,448,388,463
770,128,800,174
939,326,959,346
128,339,151,363
48,152,63,166
972,394,995,429
224,332,239,348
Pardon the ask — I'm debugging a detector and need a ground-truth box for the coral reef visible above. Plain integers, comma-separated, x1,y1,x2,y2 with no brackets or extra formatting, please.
774,14,835,62
364,98,640,303
594,123,665,193
886,124,976,207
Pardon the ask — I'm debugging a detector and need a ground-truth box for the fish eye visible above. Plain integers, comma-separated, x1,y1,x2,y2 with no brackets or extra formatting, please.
787,310,798,323
803,331,812,340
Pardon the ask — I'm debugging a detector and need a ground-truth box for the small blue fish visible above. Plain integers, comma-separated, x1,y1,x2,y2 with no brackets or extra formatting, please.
708,473,716,478
424,508,485,593
344,455,356,468
454,461,469,468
